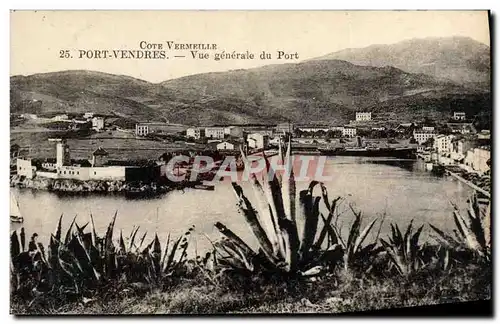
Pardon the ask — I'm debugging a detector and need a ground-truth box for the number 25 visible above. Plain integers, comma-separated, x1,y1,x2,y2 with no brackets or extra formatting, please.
59,50,70,58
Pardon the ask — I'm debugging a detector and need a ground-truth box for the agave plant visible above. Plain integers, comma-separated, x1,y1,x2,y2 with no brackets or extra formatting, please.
429,194,491,262
11,213,195,301
379,220,425,277
332,206,381,272
213,139,370,276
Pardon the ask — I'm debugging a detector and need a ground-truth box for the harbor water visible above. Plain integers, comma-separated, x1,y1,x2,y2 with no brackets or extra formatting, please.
11,156,474,254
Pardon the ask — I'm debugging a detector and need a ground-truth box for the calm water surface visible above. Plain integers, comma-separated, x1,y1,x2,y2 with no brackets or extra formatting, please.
11,156,474,254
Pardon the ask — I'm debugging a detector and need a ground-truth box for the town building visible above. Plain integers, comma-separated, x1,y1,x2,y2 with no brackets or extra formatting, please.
453,112,466,121
16,158,36,179
422,126,435,131
433,135,454,154
295,138,328,144
297,126,330,133
205,127,225,139
247,133,269,149
135,122,171,136
413,129,436,145
91,147,109,167
216,141,237,151
92,117,105,131
186,127,202,139
355,112,372,122
330,126,345,132
224,126,243,138
52,114,69,122
477,130,491,140
446,123,475,134
245,128,274,137
21,114,38,120
451,138,474,162
342,127,357,138
17,139,159,182
275,122,294,135
472,147,490,174
464,147,490,174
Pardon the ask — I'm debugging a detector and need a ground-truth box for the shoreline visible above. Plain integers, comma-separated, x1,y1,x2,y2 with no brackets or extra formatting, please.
10,174,200,195
445,169,491,198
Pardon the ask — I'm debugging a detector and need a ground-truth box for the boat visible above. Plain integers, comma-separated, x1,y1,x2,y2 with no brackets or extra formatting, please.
318,146,417,159
193,183,215,191
10,192,23,223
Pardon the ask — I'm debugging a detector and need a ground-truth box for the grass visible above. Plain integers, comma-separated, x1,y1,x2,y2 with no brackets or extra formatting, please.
11,262,490,314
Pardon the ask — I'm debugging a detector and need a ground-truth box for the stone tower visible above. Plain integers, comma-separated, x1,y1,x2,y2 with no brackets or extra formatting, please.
55,140,71,167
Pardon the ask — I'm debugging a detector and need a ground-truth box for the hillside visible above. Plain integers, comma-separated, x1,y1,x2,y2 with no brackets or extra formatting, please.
10,56,490,126
10,70,163,122
159,59,485,124
313,36,490,90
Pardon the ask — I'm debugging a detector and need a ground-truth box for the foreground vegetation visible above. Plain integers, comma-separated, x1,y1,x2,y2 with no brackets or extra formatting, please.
10,141,491,314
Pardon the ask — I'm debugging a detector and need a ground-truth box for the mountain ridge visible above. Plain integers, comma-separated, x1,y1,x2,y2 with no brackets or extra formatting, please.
10,37,491,126
312,36,490,89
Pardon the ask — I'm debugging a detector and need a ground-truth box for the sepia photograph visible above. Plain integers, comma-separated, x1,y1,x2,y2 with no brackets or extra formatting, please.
9,10,492,315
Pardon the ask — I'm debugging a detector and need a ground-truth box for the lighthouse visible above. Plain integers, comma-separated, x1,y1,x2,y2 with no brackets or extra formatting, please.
49,138,71,167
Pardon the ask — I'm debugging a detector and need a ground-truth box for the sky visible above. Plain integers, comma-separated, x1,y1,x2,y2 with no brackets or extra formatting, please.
10,10,490,83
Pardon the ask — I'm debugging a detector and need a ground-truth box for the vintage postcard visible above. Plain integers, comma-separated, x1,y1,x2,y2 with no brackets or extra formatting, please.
10,10,491,315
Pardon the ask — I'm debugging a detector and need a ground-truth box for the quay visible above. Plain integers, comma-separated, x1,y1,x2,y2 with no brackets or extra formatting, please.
445,169,490,199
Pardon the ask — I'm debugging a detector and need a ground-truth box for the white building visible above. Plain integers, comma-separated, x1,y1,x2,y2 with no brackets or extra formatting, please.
355,112,372,122
92,117,104,131
451,138,474,162
224,126,243,138
453,112,466,121
17,158,36,179
186,128,202,139
298,126,330,133
413,130,436,145
216,141,236,151
472,147,490,174
135,122,171,137
464,147,490,174
21,114,37,120
247,133,269,149
478,130,490,140
422,126,435,131
342,127,357,138
52,114,69,122
434,135,454,154
84,112,94,119
205,127,225,139
330,126,345,132
275,123,294,135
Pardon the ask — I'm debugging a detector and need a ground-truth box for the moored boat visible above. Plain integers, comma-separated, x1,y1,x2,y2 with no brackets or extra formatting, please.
10,191,23,223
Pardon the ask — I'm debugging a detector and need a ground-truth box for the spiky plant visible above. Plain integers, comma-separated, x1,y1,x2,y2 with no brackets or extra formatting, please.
214,140,361,276
380,220,426,277
10,213,195,302
331,206,381,272
429,194,491,262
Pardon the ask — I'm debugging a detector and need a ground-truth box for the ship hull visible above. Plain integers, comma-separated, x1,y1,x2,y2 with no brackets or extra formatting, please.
318,148,417,159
